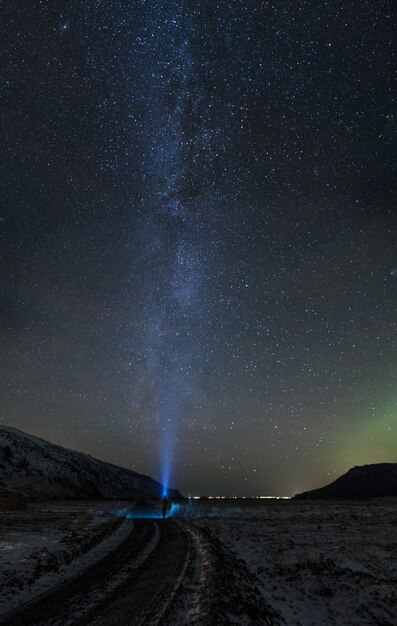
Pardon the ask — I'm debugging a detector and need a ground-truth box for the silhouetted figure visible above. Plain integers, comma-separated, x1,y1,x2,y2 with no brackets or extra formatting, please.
162,495,168,518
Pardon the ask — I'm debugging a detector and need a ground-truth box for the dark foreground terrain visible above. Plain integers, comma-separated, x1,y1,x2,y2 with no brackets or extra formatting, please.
0,500,396,625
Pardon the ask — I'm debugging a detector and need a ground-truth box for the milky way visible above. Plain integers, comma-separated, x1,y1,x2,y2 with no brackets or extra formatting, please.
137,3,209,489
0,1,396,495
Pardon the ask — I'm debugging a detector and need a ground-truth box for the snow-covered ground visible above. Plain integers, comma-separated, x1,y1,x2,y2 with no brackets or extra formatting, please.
1,499,396,625
191,499,397,625
0,503,131,616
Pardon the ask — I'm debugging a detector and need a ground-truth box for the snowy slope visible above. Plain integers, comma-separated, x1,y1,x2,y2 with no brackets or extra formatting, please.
0,426,181,500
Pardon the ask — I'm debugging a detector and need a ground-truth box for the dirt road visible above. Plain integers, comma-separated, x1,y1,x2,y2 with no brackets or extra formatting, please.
0,520,192,626
0,518,280,626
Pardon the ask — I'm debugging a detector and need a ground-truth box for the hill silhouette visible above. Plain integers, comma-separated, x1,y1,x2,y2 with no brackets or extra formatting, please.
0,426,181,500
294,463,397,499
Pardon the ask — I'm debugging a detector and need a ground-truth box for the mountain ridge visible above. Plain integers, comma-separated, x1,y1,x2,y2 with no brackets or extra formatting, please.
294,463,397,500
0,425,182,500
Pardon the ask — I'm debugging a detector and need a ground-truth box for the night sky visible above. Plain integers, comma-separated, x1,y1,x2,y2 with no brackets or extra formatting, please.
1,1,396,496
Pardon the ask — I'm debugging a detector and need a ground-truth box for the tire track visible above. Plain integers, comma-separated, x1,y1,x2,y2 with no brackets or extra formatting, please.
90,520,191,625
0,519,158,626
0,517,282,625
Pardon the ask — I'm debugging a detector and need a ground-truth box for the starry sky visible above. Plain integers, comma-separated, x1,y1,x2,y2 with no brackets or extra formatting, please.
0,1,396,496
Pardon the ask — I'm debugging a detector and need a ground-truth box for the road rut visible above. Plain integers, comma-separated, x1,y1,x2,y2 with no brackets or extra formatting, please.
0,520,190,626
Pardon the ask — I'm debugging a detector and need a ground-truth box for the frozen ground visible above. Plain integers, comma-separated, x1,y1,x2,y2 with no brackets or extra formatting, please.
0,499,396,625
191,499,397,625
0,502,130,616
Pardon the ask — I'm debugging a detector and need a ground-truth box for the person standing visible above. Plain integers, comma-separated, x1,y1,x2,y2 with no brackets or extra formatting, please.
162,495,168,518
